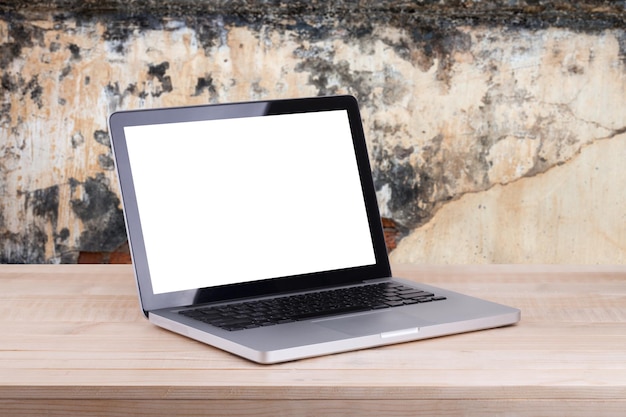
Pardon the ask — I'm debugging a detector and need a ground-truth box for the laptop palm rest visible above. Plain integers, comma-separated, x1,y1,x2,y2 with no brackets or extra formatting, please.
313,310,434,337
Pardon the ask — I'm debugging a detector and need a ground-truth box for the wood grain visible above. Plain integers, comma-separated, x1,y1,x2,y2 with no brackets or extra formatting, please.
1,264,625,416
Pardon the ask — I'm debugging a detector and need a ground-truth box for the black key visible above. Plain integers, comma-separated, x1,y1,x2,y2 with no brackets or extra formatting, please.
397,291,428,299
179,310,204,318
213,318,251,327
397,289,420,295
224,325,252,331
403,291,434,297
291,305,371,320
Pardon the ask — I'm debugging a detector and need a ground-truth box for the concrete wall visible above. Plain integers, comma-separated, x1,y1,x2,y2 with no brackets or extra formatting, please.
1,1,625,263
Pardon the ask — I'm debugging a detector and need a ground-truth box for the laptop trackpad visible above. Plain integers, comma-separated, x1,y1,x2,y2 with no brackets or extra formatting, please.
314,310,433,337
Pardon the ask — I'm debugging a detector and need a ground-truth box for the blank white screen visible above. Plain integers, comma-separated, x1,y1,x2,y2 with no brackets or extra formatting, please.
124,110,376,294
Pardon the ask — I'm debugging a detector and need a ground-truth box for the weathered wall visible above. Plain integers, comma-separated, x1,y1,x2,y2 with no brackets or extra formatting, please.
1,1,625,263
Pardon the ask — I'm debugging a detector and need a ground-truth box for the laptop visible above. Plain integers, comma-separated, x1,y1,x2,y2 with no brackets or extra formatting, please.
108,95,520,364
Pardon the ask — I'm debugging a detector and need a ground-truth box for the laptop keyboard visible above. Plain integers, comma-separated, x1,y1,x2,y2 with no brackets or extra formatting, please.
178,282,446,331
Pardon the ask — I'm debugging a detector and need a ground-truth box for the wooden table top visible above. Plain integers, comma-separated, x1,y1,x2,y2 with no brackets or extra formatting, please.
1,264,625,416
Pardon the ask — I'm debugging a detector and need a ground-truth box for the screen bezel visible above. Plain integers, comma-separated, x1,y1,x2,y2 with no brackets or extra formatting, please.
108,95,391,315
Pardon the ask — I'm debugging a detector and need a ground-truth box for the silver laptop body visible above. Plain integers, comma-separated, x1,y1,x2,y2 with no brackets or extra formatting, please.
108,95,520,364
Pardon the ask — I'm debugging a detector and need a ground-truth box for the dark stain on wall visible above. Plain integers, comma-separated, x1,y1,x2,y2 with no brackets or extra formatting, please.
2,178,124,263
619,31,626,64
193,74,219,100
1,185,73,263
1,71,45,116
59,65,72,82
370,125,440,231
409,25,473,86
94,130,115,170
1,1,624,262
147,62,174,97
101,16,167,54
193,17,224,51
6,1,623,29
104,82,142,109
25,76,44,109
103,64,175,109
0,19,45,69
27,185,60,229
294,57,376,103
0,227,47,264
2,2,623,101
71,132,84,148
69,174,127,252
93,129,111,148
3,2,623,66
54,227,75,264
68,43,81,60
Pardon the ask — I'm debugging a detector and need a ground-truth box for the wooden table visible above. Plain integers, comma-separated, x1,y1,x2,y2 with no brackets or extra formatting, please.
1,264,625,416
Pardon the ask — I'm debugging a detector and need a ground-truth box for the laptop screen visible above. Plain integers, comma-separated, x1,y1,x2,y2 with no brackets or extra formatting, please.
123,109,376,295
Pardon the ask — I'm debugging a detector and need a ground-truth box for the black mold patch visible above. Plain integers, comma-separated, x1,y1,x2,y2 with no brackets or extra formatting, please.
282,16,337,43
425,25,471,56
26,185,60,228
148,61,168,79
0,19,46,69
294,56,375,103
10,184,78,263
618,31,626,66
1,73,20,94
2,73,46,108
102,16,164,54
93,129,110,148
105,77,174,110
101,21,133,44
68,43,81,59
189,16,224,51
387,24,473,85
70,174,126,252
370,126,468,230
93,130,114,170
71,132,84,148
370,125,440,229
104,81,142,110
24,75,44,109
147,61,173,97
57,227,70,240
98,153,115,170
54,227,76,263
372,149,435,229
0,228,47,264
4,2,625,33
59,65,72,81
0,42,21,69
193,74,218,100
0,103,10,126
